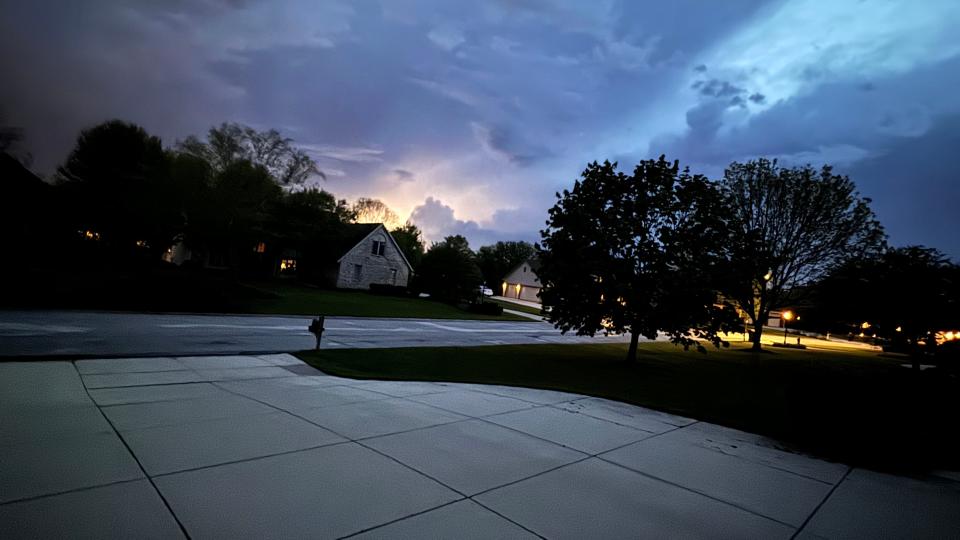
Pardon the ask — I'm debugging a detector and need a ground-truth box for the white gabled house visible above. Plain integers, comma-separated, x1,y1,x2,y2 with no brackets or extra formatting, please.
501,259,542,302
331,223,413,289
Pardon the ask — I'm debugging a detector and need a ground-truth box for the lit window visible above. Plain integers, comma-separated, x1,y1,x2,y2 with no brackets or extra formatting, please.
279,258,297,273
135,240,149,248
254,242,266,253
79,230,101,241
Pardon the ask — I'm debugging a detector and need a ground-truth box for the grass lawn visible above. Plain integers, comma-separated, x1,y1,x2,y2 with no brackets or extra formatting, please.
3,265,526,321
297,342,960,472
489,298,544,316
244,281,527,320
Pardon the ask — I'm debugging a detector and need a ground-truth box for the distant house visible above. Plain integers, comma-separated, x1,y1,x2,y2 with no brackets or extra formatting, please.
324,223,413,289
501,259,542,302
162,223,412,289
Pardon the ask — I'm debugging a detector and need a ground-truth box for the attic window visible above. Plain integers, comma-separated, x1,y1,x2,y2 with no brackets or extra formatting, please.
371,240,385,256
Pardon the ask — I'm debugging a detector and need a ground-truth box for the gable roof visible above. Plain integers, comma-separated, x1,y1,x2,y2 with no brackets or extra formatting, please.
332,223,414,272
330,223,380,259
503,258,541,287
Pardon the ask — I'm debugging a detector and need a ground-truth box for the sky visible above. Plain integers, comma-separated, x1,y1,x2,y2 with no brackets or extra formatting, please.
2,0,959,256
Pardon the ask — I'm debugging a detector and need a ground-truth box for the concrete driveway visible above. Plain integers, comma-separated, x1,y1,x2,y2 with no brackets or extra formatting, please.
0,311,631,357
2,355,958,538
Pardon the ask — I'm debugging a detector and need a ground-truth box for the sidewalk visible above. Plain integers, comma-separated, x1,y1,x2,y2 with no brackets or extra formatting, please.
2,355,958,538
491,295,544,310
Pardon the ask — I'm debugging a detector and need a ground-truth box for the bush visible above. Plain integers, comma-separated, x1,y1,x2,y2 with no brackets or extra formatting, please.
466,302,503,315
368,283,410,297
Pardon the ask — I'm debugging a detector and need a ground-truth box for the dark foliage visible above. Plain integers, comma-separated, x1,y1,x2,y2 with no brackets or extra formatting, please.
476,241,535,288
391,223,426,270
718,159,885,349
538,157,740,361
415,235,483,303
56,120,180,257
176,122,322,185
812,246,960,357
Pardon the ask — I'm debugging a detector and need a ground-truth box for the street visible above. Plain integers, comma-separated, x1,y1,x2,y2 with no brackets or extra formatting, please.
0,311,631,357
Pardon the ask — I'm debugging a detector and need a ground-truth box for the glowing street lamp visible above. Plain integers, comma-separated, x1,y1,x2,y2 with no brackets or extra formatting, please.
782,310,794,345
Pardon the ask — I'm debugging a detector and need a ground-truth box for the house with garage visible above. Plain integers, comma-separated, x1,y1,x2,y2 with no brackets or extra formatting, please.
324,223,413,289
501,259,542,302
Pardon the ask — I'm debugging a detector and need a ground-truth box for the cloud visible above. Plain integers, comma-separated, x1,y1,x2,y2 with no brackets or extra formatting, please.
408,77,482,108
408,197,535,247
3,0,960,258
694,79,744,98
302,144,384,163
427,26,465,51
393,168,415,181
470,122,548,166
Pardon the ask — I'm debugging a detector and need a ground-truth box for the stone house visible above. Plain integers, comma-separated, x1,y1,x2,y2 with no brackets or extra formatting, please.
329,223,413,289
501,259,542,302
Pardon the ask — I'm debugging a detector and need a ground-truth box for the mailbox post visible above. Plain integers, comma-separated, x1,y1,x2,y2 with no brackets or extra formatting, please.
308,315,325,350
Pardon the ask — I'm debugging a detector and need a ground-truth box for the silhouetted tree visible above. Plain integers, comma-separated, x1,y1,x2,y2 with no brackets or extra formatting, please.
0,112,32,166
56,120,178,256
416,235,483,303
813,246,960,364
210,160,283,267
391,223,426,270
719,159,885,350
177,123,322,185
539,157,739,362
353,198,401,228
476,241,535,289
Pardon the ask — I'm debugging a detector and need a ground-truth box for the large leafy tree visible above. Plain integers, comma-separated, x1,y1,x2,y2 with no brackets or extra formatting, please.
813,246,960,355
476,241,535,289
538,157,739,362
56,120,178,256
353,198,401,229
416,235,483,303
177,123,322,185
391,223,426,270
719,159,885,350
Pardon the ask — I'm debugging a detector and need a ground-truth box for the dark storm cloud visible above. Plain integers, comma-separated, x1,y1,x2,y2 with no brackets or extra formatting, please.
2,0,959,255
393,168,415,181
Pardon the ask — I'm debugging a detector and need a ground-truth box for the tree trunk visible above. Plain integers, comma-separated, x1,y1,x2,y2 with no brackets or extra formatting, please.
751,317,764,351
626,331,640,363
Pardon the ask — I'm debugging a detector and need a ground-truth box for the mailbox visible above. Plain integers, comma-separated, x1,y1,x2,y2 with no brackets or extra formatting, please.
308,315,325,350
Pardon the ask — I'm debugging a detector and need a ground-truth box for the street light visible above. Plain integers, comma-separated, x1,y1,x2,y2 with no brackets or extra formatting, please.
782,310,794,345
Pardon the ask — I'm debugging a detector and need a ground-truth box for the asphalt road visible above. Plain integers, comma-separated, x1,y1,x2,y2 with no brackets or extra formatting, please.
0,311,631,357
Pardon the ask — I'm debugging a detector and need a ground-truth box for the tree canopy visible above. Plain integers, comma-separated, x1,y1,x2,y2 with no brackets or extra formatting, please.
813,246,960,349
391,223,426,270
352,198,402,229
56,119,178,256
177,122,322,185
476,241,535,288
415,235,483,303
719,159,885,349
538,157,739,361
